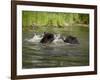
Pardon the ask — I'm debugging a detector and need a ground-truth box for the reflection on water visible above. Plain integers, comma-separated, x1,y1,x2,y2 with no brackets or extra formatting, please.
22,26,89,69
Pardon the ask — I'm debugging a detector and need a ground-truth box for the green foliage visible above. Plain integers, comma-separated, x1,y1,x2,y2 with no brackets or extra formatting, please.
22,11,89,32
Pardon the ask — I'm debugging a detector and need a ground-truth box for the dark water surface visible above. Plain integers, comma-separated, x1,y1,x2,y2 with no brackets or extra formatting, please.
22,26,89,69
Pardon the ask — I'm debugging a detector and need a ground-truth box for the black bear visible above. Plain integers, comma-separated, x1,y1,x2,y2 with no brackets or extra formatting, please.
62,35,79,44
40,32,54,44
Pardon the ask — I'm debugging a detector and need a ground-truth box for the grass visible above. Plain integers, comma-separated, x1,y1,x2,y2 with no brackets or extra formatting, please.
22,11,89,33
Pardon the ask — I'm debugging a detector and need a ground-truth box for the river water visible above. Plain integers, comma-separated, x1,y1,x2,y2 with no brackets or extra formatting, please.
22,26,89,69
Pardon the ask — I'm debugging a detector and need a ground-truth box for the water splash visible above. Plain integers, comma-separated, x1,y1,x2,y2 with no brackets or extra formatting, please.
53,34,64,44
25,34,43,43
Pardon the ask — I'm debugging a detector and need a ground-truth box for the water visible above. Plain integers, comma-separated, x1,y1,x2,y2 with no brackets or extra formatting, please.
22,26,89,69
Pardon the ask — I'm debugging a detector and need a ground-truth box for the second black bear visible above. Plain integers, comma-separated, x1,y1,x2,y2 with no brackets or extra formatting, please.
62,35,79,44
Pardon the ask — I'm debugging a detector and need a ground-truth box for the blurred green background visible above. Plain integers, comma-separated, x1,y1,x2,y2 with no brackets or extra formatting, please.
22,11,89,34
